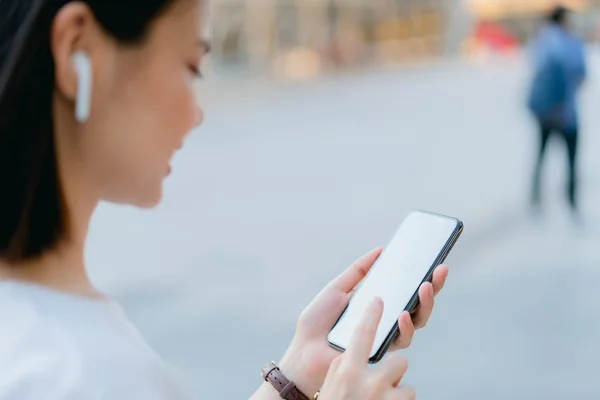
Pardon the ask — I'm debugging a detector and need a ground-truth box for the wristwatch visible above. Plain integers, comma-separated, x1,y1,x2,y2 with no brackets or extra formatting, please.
261,361,319,400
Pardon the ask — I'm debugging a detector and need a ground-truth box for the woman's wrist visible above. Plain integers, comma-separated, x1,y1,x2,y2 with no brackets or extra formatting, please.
278,343,327,398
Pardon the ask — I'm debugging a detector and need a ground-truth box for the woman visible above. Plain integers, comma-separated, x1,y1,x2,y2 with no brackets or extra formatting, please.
0,1,450,399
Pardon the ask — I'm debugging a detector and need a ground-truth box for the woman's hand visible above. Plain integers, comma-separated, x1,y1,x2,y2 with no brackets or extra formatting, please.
278,247,449,396
318,297,415,400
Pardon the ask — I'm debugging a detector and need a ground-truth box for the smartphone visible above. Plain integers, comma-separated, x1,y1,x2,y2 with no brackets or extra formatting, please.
327,210,463,363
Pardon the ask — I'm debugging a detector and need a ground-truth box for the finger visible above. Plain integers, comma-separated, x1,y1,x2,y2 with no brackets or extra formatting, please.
333,247,383,293
390,311,414,350
346,297,384,362
389,385,416,400
431,264,449,296
377,353,408,385
412,282,434,329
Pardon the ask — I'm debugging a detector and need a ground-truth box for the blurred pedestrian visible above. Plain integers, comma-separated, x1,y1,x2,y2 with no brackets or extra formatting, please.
0,1,449,399
528,6,587,215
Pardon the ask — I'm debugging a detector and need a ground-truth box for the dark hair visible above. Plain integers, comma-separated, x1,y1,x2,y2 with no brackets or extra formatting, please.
548,6,569,25
0,0,178,262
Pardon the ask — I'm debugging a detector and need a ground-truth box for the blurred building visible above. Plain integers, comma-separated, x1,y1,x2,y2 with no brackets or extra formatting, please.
210,0,462,78
208,0,600,78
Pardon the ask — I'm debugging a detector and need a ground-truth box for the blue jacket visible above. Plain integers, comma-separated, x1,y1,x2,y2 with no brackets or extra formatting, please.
527,24,586,132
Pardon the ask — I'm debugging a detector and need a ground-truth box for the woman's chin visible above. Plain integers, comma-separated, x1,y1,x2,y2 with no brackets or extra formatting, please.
137,189,164,209
127,186,164,209
103,178,165,209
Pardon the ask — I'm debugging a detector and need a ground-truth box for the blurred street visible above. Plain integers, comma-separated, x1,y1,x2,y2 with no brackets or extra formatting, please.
86,52,600,399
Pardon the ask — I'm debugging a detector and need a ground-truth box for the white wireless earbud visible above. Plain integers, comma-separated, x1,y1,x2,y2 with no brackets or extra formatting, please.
71,50,92,123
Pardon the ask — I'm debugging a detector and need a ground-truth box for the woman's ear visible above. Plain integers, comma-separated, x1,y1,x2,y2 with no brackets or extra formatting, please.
50,2,96,104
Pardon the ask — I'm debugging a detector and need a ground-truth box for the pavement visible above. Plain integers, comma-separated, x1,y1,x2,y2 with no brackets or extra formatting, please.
85,52,600,399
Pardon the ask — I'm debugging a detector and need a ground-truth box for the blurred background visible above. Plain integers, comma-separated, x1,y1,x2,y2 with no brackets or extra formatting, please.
88,0,600,399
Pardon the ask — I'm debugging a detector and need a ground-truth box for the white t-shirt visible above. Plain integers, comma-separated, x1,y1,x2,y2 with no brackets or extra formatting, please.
0,281,195,400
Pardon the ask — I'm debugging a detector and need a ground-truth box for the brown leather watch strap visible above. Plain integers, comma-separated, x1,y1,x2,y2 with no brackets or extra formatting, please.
261,361,311,400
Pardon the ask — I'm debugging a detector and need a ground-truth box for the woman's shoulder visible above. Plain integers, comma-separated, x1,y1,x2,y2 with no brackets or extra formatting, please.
0,293,90,399
0,281,197,399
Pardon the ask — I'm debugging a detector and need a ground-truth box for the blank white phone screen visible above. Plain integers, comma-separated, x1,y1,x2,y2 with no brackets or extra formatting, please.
328,211,459,360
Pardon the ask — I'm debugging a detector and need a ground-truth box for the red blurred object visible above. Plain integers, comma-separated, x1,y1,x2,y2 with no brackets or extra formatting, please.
473,21,519,52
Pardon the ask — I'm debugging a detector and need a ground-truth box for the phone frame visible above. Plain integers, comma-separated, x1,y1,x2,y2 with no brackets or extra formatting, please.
327,210,464,364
